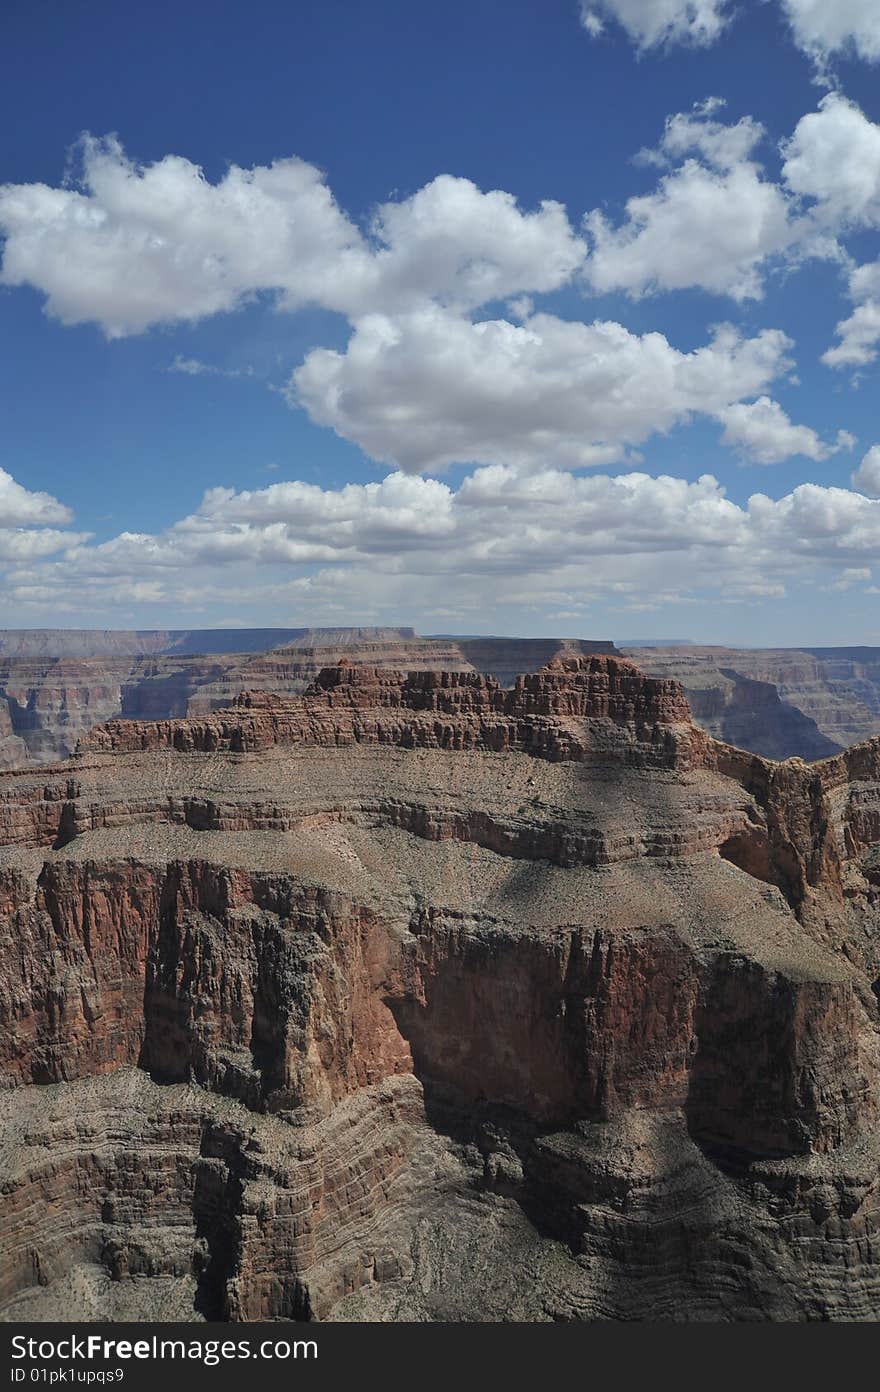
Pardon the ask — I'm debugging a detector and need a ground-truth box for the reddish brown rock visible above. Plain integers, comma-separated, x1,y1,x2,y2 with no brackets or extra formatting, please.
0,629,619,768
1,655,880,1322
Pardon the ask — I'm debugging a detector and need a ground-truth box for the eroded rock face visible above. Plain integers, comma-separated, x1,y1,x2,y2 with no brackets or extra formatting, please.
9,634,880,771
628,645,880,758
2,654,880,1322
0,630,617,767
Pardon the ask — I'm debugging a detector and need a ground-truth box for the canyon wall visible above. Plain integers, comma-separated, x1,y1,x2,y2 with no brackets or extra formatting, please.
1,654,880,1321
630,645,880,757
10,630,880,770
0,629,617,767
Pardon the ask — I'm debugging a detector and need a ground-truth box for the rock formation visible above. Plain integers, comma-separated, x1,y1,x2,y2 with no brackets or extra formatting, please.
6,632,880,771
1,652,880,1322
629,645,880,757
0,630,616,767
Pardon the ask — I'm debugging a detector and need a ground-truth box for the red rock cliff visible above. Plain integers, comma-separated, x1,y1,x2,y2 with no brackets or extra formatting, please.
2,656,880,1322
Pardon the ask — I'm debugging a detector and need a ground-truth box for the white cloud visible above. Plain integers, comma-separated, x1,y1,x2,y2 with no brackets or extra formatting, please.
0,469,86,566
0,468,73,527
579,0,880,68
584,94,880,305
716,396,853,464
585,107,797,300
578,0,731,50
849,259,880,300
745,482,880,564
0,136,371,337
780,0,880,65
0,529,89,562
167,355,253,378
852,445,880,496
365,176,586,311
639,101,766,171
290,305,792,472
823,254,880,369
0,468,755,616
829,565,871,590
169,357,216,376
823,299,880,368
1,105,874,367
12,462,880,625
0,138,585,337
781,94,880,226
180,471,458,555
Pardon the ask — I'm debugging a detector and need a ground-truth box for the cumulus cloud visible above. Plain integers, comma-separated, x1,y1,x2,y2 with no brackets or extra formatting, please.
0,469,87,567
0,468,73,527
852,445,880,496
0,467,767,618
0,114,870,555
823,299,880,368
744,482,880,570
2,104,875,374
782,94,880,227
850,260,880,300
779,0,880,66
12,462,880,625
578,0,731,50
585,106,797,300
796,104,880,366
580,0,880,68
0,137,585,337
584,94,880,305
716,396,854,464
638,100,766,171
290,306,792,472
0,137,370,336
823,252,880,370
366,176,585,311
0,529,90,562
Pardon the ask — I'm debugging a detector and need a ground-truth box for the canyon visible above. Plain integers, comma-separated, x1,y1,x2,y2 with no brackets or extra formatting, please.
1,629,880,772
628,645,880,759
0,629,616,768
1,652,880,1321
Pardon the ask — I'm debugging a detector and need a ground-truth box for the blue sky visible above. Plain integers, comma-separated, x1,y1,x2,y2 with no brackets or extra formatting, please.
2,0,880,643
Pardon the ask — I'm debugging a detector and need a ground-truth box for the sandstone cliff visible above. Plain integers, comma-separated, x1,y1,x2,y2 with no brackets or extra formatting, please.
2,654,880,1322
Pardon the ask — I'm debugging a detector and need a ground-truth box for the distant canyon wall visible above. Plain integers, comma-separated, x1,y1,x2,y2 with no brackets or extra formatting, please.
626,646,880,761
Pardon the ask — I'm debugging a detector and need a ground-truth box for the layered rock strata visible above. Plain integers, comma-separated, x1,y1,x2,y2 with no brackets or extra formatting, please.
1,654,880,1321
0,631,617,767
629,645,880,757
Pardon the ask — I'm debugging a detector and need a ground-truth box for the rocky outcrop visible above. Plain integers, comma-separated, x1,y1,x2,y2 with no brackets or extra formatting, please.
0,700,27,770
2,654,880,1322
9,634,880,772
79,657,692,764
0,630,618,767
181,637,478,716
